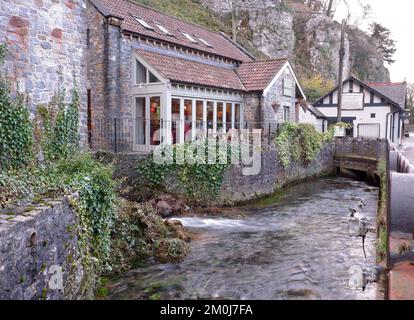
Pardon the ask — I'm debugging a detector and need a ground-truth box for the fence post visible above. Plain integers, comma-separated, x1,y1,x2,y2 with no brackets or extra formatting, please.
114,118,117,154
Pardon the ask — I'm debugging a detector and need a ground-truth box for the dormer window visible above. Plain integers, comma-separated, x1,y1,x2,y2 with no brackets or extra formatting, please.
182,32,197,43
197,37,213,48
157,24,172,36
133,16,154,30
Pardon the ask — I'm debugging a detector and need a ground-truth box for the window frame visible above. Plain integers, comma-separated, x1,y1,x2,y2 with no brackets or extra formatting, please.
133,16,154,30
135,59,162,85
283,106,290,122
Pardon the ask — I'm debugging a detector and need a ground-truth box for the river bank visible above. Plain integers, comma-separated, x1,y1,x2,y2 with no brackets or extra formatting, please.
105,178,381,300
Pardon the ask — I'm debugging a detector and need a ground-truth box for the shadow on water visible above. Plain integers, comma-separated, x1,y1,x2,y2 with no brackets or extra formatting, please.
108,178,380,300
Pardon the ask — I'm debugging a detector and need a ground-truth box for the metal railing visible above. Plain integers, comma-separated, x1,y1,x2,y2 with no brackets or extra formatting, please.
89,117,325,153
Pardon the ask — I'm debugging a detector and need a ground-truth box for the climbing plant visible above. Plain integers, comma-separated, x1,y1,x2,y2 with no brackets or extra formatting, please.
37,79,80,162
138,138,235,200
276,123,335,167
0,44,33,171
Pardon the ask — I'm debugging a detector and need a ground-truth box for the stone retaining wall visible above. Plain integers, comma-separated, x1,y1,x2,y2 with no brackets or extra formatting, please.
110,142,335,205
0,195,95,300
219,143,335,204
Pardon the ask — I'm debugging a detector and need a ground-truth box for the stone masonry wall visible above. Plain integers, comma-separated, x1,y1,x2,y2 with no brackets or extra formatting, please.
262,67,297,124
0,195,96,300
0,0,88,145
220,142,335,204
109,142,335,206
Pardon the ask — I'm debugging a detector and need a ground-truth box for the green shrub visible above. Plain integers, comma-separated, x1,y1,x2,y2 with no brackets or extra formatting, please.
37,82,80,162
138,139,234,200
276,123,334,167
0,153,118,272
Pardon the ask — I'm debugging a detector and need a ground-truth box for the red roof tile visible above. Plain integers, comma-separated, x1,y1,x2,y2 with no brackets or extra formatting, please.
236,59,288,91
93,0,253,62
136,48,245,91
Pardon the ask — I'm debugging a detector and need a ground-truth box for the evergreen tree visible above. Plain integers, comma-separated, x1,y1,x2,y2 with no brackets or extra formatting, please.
370,22,397,64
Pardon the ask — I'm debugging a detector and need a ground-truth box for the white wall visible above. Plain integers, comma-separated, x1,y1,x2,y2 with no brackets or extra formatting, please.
298,108,325,133
316,106,392,139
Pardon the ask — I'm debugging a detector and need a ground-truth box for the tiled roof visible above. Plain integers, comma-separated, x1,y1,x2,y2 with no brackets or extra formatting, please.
92,0,253,62
368,82,407,109
236,59,288,91
136,48,245,91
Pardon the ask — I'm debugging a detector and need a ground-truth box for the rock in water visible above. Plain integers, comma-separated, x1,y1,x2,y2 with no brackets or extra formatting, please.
156,201,173,218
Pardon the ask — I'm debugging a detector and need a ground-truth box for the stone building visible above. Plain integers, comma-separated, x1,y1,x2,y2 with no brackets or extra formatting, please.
0,0,88,145
0,0,306,152
86,0,306,152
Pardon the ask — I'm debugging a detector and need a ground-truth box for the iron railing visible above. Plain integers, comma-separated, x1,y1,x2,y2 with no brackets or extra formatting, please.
89,117,325,153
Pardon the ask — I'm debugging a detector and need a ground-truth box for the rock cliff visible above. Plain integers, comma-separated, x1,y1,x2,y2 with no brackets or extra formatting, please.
199,0,390,83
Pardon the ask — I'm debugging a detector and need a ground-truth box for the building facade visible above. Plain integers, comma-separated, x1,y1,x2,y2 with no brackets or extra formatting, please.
0,0,307,153
86,0,306,152
313,76,406,144
0,0,88,145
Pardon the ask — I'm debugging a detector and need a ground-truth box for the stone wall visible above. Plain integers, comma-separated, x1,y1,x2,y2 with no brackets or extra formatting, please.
262,67,297,124
220,143,335,204
334,137,388,160
0,0,88,145
108,141,335,206
0,195,96,300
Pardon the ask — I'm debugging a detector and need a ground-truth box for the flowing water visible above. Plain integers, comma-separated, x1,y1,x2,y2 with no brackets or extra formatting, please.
108,178,381,300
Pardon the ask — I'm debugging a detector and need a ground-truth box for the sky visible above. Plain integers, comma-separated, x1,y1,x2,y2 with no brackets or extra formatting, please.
334,0,414,83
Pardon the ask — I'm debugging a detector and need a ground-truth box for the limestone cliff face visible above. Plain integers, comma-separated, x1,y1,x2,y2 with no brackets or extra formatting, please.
201,0,294,58
200,0,390,83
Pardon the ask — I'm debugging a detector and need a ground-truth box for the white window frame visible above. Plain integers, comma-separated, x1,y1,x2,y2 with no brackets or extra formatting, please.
135,59,162,85
133,95,163,152
182,32,198,43
197,37,213,47
171,96,244,142
156,24,172,36
133,16,154,30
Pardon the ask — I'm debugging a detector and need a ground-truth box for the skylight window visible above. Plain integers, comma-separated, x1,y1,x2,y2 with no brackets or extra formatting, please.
157,24,172,36
182,32,198,43
133,16,154,30
197,37,213,48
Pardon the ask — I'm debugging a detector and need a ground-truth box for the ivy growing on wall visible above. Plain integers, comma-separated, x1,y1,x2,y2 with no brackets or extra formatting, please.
37,78,80,162
276,123,335,167
0,43,118,276
137,139,236,201
0,44,33,171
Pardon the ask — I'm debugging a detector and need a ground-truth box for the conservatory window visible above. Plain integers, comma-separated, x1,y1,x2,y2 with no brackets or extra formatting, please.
136,60,147,84
135,59,161,84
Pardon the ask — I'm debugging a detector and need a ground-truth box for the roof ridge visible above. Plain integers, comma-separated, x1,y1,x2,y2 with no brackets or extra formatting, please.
368,82,407,86
243,57,289,63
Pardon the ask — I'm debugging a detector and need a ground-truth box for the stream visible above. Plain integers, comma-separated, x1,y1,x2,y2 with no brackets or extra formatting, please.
108,178,380,300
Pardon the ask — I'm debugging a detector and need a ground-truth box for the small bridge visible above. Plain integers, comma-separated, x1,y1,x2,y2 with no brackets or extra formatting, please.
333,138,388,184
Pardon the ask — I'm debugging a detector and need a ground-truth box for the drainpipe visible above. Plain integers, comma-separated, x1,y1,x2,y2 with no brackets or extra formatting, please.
386,112,392,142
